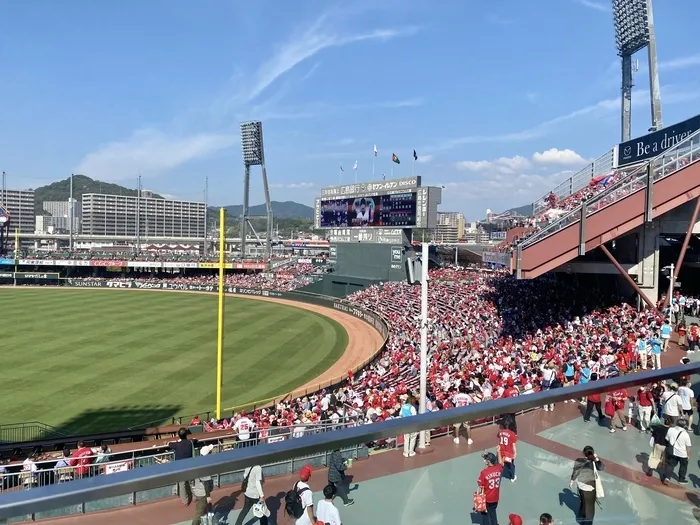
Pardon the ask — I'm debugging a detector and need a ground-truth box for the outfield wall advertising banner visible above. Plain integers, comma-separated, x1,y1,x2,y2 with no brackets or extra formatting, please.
91,260,127,267
60,260,92,266
127,261,163,269
18,259,55,266
0,258,13,265
0,272,59,279
163,262,199,268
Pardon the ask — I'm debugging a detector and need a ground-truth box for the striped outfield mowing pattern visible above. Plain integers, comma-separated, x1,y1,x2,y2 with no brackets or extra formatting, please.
0,288,348,434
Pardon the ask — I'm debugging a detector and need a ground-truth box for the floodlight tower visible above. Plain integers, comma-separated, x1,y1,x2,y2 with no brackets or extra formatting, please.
239,121,273,259
612,0,662,142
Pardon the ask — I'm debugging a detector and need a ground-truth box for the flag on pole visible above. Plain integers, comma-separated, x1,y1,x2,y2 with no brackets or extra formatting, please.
392,153,400,164
413,150,418,161
340,165,344,172
382,174,386,180
373,144,378,157
353,160,358,170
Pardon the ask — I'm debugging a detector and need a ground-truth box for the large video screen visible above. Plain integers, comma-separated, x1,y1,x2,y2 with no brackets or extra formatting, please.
320,192,417,228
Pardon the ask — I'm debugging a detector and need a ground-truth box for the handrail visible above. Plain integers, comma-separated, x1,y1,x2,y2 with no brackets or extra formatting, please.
521,127,700,249
0,362,695,519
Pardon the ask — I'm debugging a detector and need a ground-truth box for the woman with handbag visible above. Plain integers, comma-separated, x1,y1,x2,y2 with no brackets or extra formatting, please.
647,416,670,478
569,445,604,525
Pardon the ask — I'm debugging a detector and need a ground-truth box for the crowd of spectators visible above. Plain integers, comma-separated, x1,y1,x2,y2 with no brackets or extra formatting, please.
193,269,670,449
71,262,322,292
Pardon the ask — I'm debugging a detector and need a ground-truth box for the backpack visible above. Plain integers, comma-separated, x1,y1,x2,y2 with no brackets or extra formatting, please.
285,481,310,519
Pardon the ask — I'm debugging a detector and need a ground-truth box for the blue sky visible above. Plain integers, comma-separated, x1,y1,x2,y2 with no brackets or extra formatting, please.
1,0,699,219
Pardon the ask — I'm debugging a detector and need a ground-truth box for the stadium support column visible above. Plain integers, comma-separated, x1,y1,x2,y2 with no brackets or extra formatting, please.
601,244,656,309
418,241,429,450
621,55,633,142
240,165,250,259
662,197,700,309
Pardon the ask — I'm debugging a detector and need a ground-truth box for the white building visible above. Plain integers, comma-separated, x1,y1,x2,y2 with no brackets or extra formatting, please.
81,193,206,238
433,212,466,243
0,189,35,234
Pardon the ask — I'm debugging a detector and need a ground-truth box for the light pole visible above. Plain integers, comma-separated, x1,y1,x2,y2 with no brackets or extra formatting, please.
612,0,662,141
240,121,273,260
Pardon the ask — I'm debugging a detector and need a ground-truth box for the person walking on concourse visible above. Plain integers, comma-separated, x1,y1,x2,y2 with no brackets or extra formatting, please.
569,445,604,525
477,452,503,525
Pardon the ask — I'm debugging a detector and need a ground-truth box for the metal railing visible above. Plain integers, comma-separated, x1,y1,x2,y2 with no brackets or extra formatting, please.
532,148,615,215
0,423,69,444
0,362,695,520
0,420,359,496
522,129,700,248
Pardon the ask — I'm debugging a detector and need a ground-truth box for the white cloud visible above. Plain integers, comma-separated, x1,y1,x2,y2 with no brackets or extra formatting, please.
532,148,587,166
431,85,700,152
572,0,608,12
455,148,587,183
456,155,531,175
270,182,315,189
661,54,700,71
227,14,419,106
75,129,237,182
439,169,576,203
416,154,433,164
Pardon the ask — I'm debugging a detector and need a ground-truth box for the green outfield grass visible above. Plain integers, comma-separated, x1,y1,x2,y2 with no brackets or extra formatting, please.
0,288,348,434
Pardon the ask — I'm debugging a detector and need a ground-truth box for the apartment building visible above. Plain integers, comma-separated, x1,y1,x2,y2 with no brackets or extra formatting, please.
433,211,466,243
0,188,35,234
81,193,205,238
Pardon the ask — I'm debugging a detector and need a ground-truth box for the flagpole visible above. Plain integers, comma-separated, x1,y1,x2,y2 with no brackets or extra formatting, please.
391,165,394,179
372,157,375,179
354,168,357,184
413,158,415,178
339,166,342,185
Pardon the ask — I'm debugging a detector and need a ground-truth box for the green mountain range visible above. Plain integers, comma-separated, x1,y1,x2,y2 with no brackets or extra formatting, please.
33,175,164,214
33,176,314,219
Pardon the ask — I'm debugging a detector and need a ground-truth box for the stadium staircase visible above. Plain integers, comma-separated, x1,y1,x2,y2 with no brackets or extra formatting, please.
512,130,700,279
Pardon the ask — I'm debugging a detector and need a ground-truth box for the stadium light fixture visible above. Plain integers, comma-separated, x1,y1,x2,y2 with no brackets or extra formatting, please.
240,121,264,166
612,0,650,57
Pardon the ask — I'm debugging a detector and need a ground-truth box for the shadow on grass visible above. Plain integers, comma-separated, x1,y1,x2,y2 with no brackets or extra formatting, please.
55,404,183,435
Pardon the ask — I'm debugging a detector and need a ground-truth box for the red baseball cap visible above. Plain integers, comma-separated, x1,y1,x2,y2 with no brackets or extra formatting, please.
299,464,313,482
509,514,523,525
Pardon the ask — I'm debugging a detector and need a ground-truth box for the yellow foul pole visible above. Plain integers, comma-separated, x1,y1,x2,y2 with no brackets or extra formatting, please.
216,208,226,419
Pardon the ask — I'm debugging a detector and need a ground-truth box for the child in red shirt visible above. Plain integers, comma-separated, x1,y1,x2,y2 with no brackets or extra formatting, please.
497,420,518,483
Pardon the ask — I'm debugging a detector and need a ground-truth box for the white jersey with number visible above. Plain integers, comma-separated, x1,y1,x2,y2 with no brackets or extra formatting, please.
453,393,471,407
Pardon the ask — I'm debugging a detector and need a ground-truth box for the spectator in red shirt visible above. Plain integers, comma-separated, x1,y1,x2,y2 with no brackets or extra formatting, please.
69,441,94,478
497,420,518,483
189,414,201,426
637,386,655,432
583,373,605,423
477,452,503,525
607,389,627,433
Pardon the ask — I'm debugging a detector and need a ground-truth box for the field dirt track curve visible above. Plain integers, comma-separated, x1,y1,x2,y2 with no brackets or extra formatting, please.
21,286,384,405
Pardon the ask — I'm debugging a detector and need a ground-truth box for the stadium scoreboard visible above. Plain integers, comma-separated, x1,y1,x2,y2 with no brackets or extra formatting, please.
314,176,441,232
